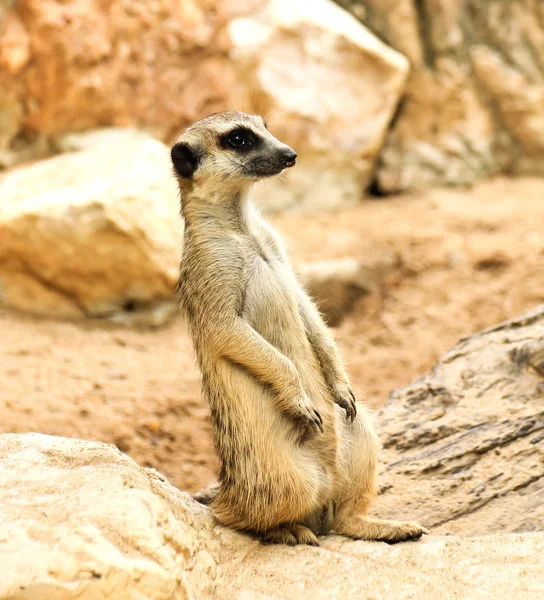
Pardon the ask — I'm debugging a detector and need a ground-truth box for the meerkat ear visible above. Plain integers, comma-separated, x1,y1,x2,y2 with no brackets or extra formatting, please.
171,142,200,179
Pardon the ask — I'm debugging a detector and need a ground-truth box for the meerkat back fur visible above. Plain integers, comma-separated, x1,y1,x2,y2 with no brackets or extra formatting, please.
171,112,427,545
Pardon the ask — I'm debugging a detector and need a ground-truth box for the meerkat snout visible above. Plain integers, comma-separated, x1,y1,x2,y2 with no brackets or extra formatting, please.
170,111,297,183
280,147,297,168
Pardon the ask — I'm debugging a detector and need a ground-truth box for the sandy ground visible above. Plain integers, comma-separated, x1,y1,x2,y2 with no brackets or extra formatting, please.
1,177,543,494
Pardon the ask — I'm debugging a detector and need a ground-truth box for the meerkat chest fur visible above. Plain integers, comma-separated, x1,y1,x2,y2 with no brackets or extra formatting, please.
182,199,318,377
238,205,305,349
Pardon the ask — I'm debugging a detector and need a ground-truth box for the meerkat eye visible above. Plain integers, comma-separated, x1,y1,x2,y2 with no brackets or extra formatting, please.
219,128,258,152
228,132,252,148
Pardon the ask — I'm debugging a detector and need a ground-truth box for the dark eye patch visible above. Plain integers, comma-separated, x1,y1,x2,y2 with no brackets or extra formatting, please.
219,127,260,152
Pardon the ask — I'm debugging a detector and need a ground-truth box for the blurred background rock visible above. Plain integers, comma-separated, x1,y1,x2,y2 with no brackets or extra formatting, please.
2,0,543,323
0,0,410,211
337,0,544,193
3,1,544,199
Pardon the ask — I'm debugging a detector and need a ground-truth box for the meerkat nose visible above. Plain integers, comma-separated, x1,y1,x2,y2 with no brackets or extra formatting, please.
280,148,297,168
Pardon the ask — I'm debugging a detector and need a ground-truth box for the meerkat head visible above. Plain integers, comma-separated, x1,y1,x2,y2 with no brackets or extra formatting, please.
170,111,297,188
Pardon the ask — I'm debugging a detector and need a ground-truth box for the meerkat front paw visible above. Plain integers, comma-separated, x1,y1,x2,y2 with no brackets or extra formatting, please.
331,381,357,421
291,393,323,433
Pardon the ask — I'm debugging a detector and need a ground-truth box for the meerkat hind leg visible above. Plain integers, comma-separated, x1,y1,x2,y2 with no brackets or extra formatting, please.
333,406,427,544
262,524,319,546
334,514,428,543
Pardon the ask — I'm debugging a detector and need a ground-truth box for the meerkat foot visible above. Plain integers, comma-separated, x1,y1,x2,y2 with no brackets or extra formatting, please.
193,481,221,505
334,516,428,543
262,524,320,546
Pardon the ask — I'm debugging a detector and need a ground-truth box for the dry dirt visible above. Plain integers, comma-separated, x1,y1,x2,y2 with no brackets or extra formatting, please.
1,177,543,495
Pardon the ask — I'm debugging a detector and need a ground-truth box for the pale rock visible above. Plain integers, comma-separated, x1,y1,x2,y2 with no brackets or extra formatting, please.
52,128,159,154
1,432,543,600
0,130,182,324
229,0,409,211
0,433,216,599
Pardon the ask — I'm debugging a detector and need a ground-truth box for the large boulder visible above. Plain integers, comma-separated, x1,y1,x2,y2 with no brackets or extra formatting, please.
0,433,217,599
1,432,543,599
336,0,544,193
376,305,544,535
0,130,182,325
230,0,409,211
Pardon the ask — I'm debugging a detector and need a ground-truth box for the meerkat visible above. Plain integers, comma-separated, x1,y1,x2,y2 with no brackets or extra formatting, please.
171,111,427,546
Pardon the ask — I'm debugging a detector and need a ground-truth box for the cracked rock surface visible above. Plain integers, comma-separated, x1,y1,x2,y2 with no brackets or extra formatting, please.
0,130,182,325
1,432,543,600
376,305,544,535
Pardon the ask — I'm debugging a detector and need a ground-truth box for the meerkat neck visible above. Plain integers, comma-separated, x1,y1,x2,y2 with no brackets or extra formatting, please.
181,183,254,225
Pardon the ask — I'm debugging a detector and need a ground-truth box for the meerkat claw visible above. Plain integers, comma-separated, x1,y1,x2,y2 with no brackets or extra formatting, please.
337,397,352,419
335,390,357,421
311,409,324,433
348,390,357,421
316,416,324,433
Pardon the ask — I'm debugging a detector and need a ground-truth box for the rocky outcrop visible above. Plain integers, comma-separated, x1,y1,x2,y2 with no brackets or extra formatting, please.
376,304,544,535
0,0,409,210
1,432,543,600
0,130,182,325
336,1,544,193
231,0,409,211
